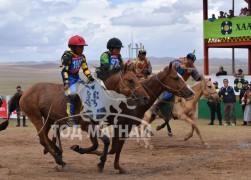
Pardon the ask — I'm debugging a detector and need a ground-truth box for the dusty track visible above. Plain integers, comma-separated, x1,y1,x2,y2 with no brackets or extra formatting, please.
1,119,251,180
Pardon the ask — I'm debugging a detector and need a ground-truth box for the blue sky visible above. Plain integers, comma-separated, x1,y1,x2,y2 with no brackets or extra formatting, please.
0,0,249,62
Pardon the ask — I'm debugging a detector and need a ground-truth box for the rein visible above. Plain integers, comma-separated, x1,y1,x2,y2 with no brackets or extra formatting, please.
118,71,144,100
142,72,186,100
154,73,186,97
204,80,218,99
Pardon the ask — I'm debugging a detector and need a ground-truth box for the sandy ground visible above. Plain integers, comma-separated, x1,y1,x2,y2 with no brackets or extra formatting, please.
1,119,251,180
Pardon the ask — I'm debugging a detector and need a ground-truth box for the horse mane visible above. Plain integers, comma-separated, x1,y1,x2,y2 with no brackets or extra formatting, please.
8,91,23,113
190,78,209,89
95,67,121,81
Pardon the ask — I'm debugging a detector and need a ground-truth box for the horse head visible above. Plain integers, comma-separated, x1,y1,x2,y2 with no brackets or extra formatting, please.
201,77,220,103
102,64,150,106
160,62,195,100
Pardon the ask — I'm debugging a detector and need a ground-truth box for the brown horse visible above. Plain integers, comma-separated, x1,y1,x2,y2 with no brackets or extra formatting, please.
137,78,219,149
1,65,150,171
72,63,195,173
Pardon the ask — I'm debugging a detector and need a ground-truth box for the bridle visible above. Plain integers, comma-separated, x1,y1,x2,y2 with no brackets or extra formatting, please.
203,80,218,99
118,71,144,100
141,72,187,99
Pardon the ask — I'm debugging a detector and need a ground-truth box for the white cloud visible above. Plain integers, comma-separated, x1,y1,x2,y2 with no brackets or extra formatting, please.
0,0,249,63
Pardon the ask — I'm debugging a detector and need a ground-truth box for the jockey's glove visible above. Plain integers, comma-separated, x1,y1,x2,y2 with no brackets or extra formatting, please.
101,63,110,72
113,66,122,72
88,75,94,83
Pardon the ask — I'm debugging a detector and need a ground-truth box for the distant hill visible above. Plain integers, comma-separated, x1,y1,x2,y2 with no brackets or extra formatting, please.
0,56,249,74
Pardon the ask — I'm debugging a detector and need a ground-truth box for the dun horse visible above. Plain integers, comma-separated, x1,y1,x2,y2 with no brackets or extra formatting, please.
137,78,219,149
1,65,150,172
71,63,195,173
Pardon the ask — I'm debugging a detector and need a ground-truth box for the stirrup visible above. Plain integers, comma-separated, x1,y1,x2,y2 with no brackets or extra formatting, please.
67,119,77,127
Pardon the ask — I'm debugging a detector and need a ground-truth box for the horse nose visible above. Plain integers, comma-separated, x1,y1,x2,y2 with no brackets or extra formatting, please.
143,96,150,104
189,91,195,97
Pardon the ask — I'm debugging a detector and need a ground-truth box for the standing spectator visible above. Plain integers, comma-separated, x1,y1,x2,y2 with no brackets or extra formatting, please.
208,14,216,22
0,96,3,107
239,80,249,124
242,87,251,125
15,86,27,127
216,66,227,76
218,11,226,18
227,10,235,18
218,79,236,126
246,10,251,16
239,8,246,16
233,69,244,78
207,81,222,125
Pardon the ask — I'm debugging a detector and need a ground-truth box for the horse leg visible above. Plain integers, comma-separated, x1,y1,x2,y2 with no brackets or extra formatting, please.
97,131,110,172
113,139,127,174
109,125,131,174
47,126,63,158
180,115,209,147
193,119,209,148
138,124,154,149
28,115,66,167
43,123,63,158
71,123,99,154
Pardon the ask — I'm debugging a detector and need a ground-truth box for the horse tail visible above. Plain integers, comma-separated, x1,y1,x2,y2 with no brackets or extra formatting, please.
0,91,23,131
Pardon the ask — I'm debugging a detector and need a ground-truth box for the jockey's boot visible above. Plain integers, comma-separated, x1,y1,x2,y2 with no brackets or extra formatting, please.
208,120,214,125
66,100,77,127
67,118,77,127
151,104,159,116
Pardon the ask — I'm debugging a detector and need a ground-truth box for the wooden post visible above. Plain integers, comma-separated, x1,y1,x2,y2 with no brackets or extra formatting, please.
203,0,208,75
249,48,251,75
204,42,209,75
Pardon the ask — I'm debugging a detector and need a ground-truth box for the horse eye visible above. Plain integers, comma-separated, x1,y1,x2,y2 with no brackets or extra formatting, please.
208,86,212,88
174,77,179,81
128,79,134,84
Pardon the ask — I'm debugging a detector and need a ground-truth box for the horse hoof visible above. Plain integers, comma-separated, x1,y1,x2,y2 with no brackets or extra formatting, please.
97,163,104,173
156,126,161,131
149,144,154,149
168,133,173,137
55,164,68,172
62,164,69,170
43,148,49,154
70,145,79,151
119,168,127,174
184,135,191,141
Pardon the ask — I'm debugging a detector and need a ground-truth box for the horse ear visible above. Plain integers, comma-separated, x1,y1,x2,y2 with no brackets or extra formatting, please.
168,62,173,71
123,63,128,72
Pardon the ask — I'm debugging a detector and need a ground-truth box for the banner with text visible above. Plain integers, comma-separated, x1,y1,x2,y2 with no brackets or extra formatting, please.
204,16,251,39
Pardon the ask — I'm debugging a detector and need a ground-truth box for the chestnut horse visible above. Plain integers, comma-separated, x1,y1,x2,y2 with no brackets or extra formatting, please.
137,78,220,149
71,63,195,173
1,65,150,171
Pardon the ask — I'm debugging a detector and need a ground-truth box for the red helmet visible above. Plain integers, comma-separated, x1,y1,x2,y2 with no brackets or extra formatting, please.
68,35,88,47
